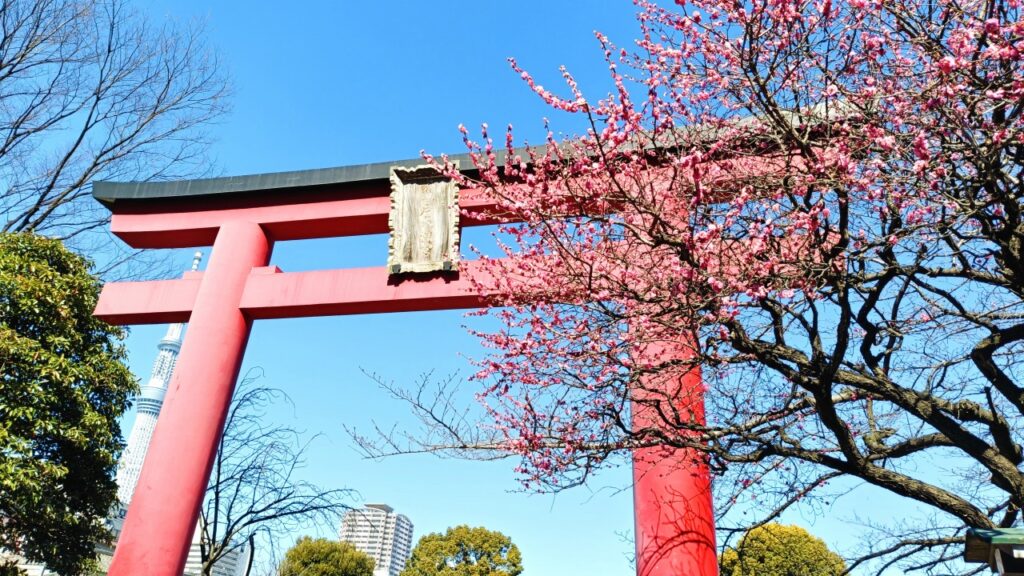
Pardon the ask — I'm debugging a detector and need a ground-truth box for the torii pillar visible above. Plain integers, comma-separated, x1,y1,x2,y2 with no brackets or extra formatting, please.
92,156,717,576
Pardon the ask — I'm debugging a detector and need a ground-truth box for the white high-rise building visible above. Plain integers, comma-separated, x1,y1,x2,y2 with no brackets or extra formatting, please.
339,504,414,576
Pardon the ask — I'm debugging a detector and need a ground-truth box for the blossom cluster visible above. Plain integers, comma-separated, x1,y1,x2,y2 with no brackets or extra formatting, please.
437,0,1024,496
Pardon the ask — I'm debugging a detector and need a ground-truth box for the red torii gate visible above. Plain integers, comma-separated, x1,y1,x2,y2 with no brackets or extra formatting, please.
92,156,716,576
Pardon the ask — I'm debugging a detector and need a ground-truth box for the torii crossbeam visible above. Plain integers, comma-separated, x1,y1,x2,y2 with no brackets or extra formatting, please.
92,156,717,576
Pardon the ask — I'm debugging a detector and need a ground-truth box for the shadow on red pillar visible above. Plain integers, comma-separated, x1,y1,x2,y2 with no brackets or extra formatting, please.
632,340,718,576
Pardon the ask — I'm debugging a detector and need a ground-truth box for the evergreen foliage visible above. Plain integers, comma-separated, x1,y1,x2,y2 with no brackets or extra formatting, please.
720,524,845,576
0,232,135,575
399,525,522,576
278,537,374,576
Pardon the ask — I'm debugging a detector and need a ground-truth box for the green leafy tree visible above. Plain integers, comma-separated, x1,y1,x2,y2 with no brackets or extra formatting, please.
400,526,522,576
277,536,374,576
720,524,845,576
0,232,135,575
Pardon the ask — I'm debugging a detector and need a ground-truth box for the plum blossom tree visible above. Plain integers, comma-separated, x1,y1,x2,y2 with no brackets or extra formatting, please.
379,0,1024,572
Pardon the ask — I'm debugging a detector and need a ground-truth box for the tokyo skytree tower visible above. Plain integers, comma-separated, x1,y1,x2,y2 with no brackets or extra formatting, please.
115,252,202,507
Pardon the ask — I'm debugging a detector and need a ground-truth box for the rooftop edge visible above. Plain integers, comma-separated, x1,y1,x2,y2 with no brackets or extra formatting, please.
91,151,487,206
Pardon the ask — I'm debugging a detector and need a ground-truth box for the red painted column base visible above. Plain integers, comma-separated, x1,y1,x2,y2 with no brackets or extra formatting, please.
634,442,717,575
632,344,717,576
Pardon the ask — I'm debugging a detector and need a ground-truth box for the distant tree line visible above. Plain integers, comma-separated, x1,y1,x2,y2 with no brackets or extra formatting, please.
278,525,522,576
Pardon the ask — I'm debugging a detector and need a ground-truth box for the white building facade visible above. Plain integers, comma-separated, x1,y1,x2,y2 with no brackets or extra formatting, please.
182,526,251,576
339,504,414,576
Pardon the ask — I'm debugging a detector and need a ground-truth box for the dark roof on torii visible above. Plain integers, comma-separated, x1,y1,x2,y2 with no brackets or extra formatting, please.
91,151,484,208
94,111,835,207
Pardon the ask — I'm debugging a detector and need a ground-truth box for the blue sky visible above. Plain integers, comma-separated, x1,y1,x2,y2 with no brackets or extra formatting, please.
117,1,908,574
